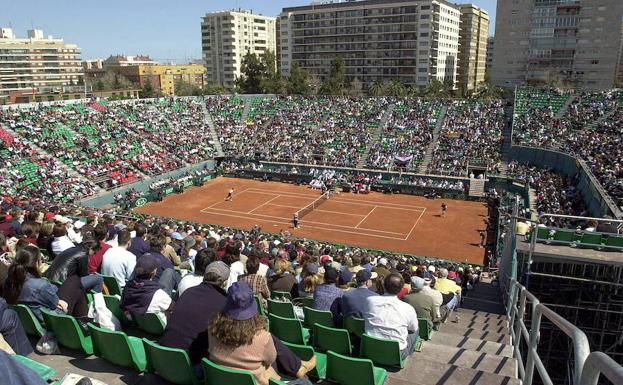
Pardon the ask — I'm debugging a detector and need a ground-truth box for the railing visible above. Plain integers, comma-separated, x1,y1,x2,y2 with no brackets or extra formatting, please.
505,277,623,385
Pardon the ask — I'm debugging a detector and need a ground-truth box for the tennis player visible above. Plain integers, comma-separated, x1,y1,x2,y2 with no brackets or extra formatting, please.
441,202,448,217
293,213,300,229
225,187,234,201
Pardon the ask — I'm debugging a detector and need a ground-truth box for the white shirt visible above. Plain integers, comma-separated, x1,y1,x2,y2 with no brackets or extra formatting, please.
147,289,172,325
51,236,75,256
226,260,246,290
177,274,203,297
101,246,136,288
364,294,419,350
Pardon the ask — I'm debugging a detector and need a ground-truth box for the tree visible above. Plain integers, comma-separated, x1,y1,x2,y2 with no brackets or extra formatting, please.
235,51,266,94
319,55,346,95
387,78,407,97
367,80,383,97
140,81,155,98
347,78,363,96
174,80,203,96
259,50,285,94
286,62,311,95
94,79,105,91
98,70,134,90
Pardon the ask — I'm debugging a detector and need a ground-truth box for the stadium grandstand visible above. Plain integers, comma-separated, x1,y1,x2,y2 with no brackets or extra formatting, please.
0,88,622,385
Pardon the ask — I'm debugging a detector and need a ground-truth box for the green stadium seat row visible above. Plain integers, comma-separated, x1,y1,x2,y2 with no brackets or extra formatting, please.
532,228,623,250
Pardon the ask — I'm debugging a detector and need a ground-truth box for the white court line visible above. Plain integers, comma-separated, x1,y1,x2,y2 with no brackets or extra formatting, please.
355,206,376,228
245,188,427,210
262,203,366,217
403,208,426,241
196,209,409,241
248,195,282,214
201,206,405,235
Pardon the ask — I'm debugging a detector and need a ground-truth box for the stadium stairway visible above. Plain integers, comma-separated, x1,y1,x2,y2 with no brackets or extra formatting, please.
0,125,105,194
201,102,225,157
555,95,576,119
241,96,253,123
500,106,514,163
386,276,518,385
418,105,448,174
356,104,395,169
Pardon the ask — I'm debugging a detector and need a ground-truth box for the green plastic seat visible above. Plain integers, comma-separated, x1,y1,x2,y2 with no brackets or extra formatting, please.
11,355,57,381
535,227,550,241
202,357,257,385
103,295,132,325
294,297,314,308
552,230,578,244
40,308,93,354
282,341,327,379
269,379,288,385
579,232,603,247
344,316,365,338
101,274,123,296
142,338,199,385
313,323,351,355
271,291,292,301
267,299,296,319
88,323,146,371
132,312,166,335
303,307,334,328
360,333,406,368
605,235,623,250
419,318,433,340
326,350,388,385
12,304,46,337
255,295,267,317
268,314,310,345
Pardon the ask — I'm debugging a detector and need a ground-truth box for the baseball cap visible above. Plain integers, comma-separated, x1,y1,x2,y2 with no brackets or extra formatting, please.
205,261,230,282
338,268,353,285
355,269,378,283
170,232,184,241
378,257,388,266
324,266,339,282
135,254,160,277
411,276,425,289
304,263,319,275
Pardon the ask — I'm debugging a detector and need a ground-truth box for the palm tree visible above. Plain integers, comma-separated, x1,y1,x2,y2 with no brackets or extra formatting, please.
367,80,383,97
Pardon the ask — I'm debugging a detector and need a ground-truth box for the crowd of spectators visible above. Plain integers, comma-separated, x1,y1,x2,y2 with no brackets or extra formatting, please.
428,100,505,176
513,88,623,207
366,99,442,171
508,162,588,227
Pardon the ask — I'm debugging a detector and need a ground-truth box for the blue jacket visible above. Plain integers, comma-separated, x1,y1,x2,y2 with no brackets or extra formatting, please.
313,284,343,324
341,287,378,318
128,237,151,257
18,275,60,321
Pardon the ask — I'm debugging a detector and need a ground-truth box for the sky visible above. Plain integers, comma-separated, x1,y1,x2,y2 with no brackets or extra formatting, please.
2,0,497,62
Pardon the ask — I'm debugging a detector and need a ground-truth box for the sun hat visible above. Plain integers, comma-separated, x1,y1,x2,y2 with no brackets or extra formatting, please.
223,281,258,321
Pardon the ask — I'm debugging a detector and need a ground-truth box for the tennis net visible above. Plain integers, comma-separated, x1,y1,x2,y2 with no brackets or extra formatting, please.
296,191,331,220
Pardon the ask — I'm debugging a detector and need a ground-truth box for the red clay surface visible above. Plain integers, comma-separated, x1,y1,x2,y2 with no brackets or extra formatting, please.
136,177,487,264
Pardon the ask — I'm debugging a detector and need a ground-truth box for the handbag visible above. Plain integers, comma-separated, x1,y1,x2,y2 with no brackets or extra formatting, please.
88,292,121,331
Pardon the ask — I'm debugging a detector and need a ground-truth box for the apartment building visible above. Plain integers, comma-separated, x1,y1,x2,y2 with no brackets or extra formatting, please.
456,4,489,93
0,28,84,104
201,10,277,89
491,0,623,90
278,0,461,89
110,64,207,96
103,54,158,67
486,37,494,74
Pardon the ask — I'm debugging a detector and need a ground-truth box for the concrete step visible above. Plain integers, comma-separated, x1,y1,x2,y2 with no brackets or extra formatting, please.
456,308,508,321
388,355,520,385
441,320,509,334
454,314,508,328
416,343,517,377
439,322,511,344
428,331,513,357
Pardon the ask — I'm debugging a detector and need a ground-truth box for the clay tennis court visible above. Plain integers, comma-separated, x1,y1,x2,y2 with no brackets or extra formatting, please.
136,177,487,264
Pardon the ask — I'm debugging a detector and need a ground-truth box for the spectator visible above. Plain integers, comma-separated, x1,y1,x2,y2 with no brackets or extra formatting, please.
101,230,136,289
51,223,74,257
238,254,270,310
44,235,104,293
159,261,230,366
341,270,378,318
120,254,172,325
403,276,446,330
313,266,343,325
177,248,217,297
268,259,297,298
128,223,150,257
0,297,33,355
86,223,112,274
364,273,419,360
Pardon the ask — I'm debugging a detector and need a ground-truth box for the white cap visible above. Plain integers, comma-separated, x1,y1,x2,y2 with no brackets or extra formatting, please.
428,265,436,273
74,221,86,230
53,215,72,224
379,257,388,266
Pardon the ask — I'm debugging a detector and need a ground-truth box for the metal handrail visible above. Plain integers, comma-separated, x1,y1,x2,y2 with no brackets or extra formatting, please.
507,278,591,385
580,352,623,385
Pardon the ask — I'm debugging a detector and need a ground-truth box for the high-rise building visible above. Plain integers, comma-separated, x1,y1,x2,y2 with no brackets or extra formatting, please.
201,10,277,89
617,22,623,87
110,64,207,96
491,0,623,90
278,0,461,89
456,4,489,93
486,37,494,74
0,28,84,104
